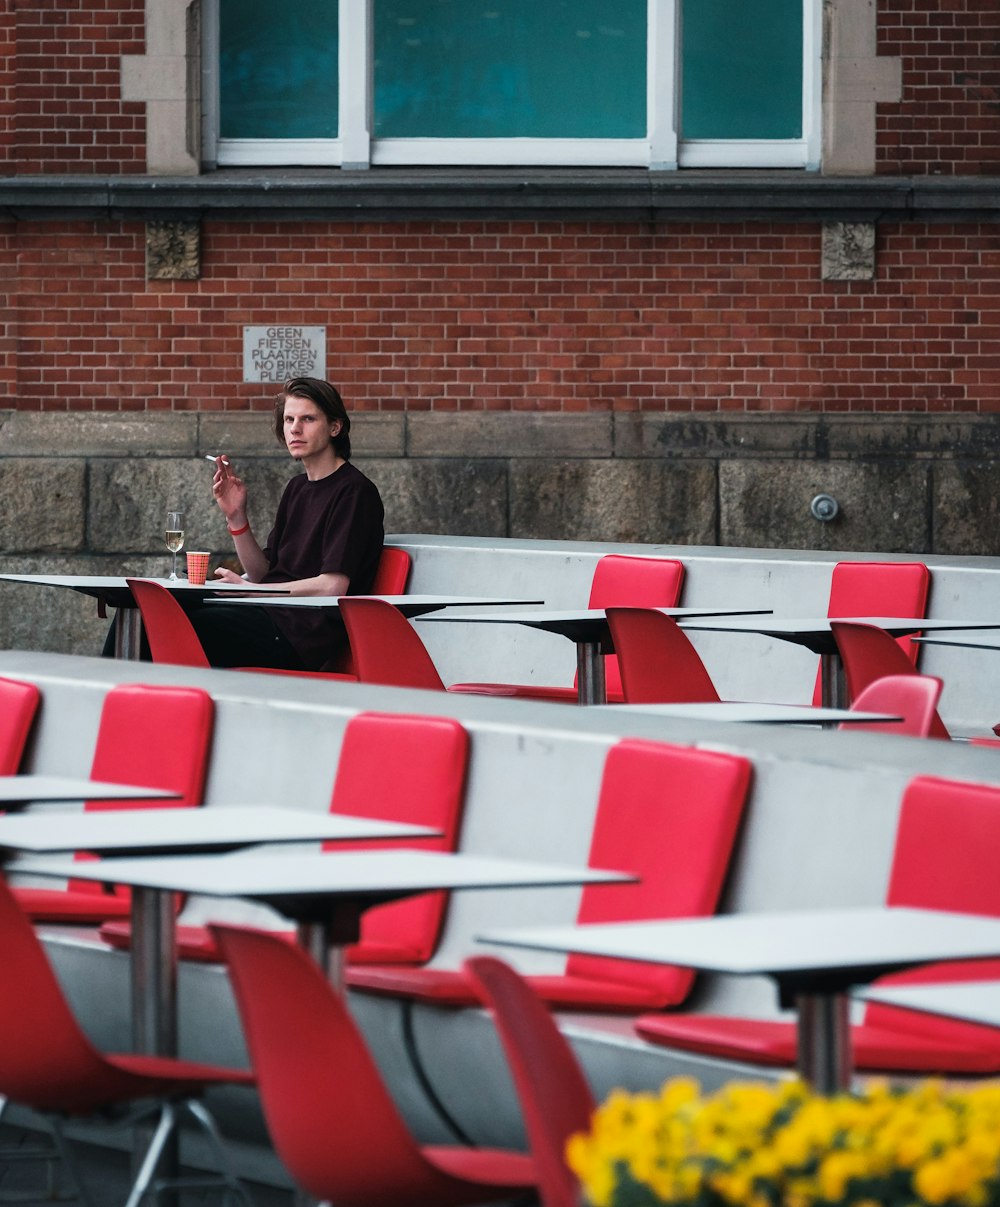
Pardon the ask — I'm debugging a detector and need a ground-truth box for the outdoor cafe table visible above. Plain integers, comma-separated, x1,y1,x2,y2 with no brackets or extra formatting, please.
206,593,544,619
416,607,774,705
0,775,182,811
600,702,903,729
480,907,1000,1094
0,574,293,659
17,847,632,1055
675,616,1000,709
2,807,441,1057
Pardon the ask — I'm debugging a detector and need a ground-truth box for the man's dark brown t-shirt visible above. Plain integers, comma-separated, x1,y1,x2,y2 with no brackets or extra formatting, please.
261,461,384,668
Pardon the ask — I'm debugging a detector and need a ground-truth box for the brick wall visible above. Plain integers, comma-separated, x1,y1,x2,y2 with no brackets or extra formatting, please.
6,0,145,174
877,0,1000,175
5,218,1000,415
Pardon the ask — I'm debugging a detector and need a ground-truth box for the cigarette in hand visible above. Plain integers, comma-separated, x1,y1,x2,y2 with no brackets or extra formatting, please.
205,455,230,465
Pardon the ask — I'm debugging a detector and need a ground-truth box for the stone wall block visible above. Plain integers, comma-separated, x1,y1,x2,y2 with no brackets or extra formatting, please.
199,413,406,458
407,413,613,459
88,459,293,554
614,414,817,459
362,458,508,537
0,412,197,456
510,460,717,544
932,463,1000,557
0,459,86,552
719,460,930,552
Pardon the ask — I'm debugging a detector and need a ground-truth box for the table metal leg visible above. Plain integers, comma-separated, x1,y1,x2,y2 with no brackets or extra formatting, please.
576,641,607,706
795,991,852,1093
115,608,143,661
819,652,848,714
296,920,345,992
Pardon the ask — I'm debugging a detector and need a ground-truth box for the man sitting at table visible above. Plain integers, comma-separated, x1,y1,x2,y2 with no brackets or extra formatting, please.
105,377,384,671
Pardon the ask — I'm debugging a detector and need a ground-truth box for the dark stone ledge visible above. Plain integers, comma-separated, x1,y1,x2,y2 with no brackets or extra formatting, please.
1,168,998,224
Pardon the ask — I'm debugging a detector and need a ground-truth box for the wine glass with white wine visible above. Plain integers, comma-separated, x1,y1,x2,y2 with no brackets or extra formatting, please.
164,511,184,581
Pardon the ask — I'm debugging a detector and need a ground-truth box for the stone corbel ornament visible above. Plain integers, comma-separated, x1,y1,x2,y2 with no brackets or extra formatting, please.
821,221,877,281
146,219,201,280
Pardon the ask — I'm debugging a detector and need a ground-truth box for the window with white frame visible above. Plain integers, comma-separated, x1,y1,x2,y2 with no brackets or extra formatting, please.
204,0,821,171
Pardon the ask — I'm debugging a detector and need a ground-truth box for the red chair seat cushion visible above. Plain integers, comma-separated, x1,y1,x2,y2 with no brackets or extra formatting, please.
16,887,133,923
345,965,684,1011
634,1013,1000,1075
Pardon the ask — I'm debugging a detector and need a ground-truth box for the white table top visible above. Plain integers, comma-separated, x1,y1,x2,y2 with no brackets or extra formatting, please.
416,606,774,641
602,702,902,725
0,775,182,806
857,979,1000,1029
0,574,291,609
912,633,1000,652
18,849,633,914
675,616,1000,655
481,907,1000,989
205,594,544,613
0,805,439,857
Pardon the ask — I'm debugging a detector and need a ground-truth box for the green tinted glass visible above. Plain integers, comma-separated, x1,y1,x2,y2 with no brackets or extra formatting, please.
220,0,339,139
680,0,802,139
374,0,646,138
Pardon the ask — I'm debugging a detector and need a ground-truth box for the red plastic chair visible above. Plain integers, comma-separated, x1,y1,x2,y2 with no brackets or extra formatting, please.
211,923,536,1207
812,561,930,705
14,684,213,923
832,621,951,738
329,545,412,675
106,711,471,966
0,873,253,1207
340,597,448,690
635,772,1000,1074
348,738,752,1010
449,554,685,702
605,607,722,704
842,673,944,737
127,578,210,667
465,956,595,1207
0,677,41,774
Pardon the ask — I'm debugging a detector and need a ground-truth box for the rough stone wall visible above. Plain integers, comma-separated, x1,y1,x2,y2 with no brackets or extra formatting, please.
3,408,1000,657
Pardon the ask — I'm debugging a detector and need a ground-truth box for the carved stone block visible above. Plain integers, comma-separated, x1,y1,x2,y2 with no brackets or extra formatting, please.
821,221,877,281
146,220,200,280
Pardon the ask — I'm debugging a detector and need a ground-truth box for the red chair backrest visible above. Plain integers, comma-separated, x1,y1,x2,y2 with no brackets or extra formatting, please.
71,684,214,896
0,872,112,1109
587,556,685,698
211,923,455,1205
843,673,944,737
569,738,751,1003
339,598,445,690
325,712,469,962
813,561,930,704
0,677,41,775
465,956,594,1207
832,621,950,738
126,579,210,668
865,774,1000,1043
605,607,721,704
332,547,413,676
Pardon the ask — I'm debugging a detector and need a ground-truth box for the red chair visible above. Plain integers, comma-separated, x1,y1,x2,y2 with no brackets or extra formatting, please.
330,545,412,675
605,607,722,704
832,621,951,738
449,554,685,703
465,956,595,1207
812,561,930,705
635,773,1000,1074
0,873,253,1207
211,923,536,1207
104,711,470,967
842,673,944,737
14,684,213,923
348,738,751,1010
0,676,41,774
340,597,448,690
127,578,210,667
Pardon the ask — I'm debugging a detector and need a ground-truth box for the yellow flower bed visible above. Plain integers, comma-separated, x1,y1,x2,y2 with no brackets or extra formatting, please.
568,1078,1000,1207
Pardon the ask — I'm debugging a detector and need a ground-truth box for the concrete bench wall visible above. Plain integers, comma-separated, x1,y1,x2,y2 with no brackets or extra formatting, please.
5,650,1000,1159
392,533,1000,735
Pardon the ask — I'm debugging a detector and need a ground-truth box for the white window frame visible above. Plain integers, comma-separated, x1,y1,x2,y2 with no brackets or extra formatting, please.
204,0,820,172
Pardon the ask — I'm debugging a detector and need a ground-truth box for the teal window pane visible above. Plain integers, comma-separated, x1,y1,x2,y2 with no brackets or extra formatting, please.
681,0,802,139
220,0,339,139
374,0,646,139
